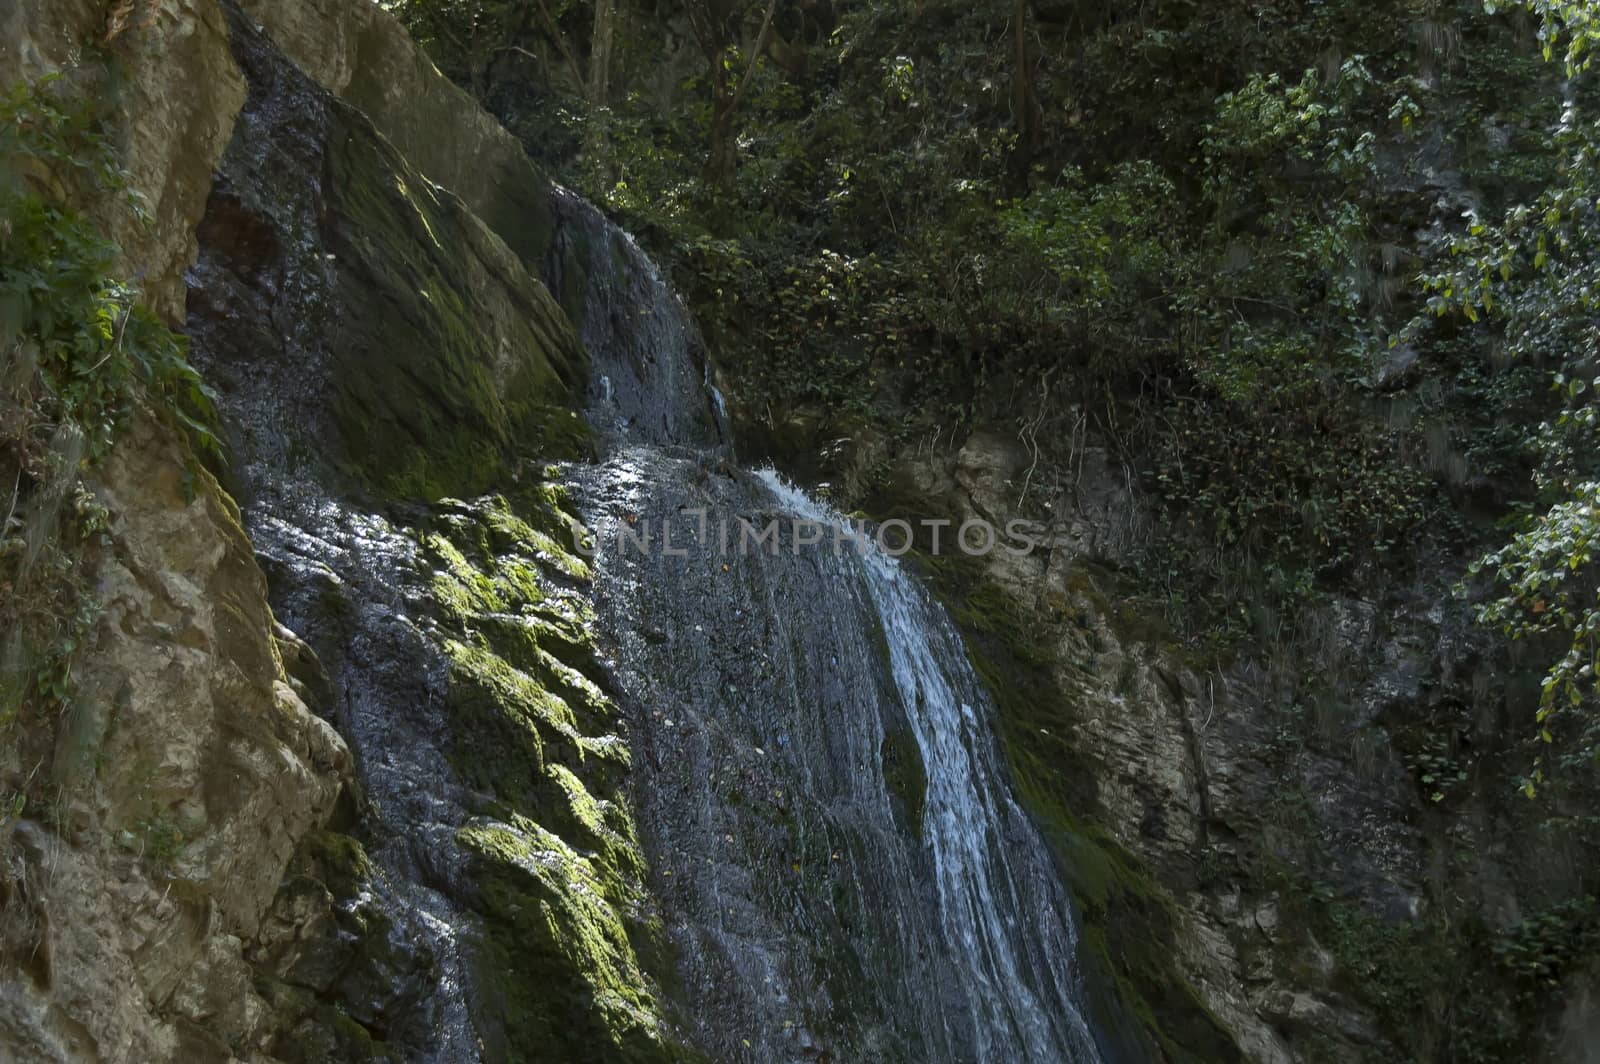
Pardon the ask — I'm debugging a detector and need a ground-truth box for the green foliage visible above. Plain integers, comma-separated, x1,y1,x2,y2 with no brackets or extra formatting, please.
131,811,186,873
1131,54,1446,632
0,195,217,457
1418,4,1600,782
0,77,215,738
383,12,1487,655
1401,729,1474,804
999,161,1190,374
402,0,1518,649
1491,0,1600,71
0,78,219,461
1494,895,1600,987
1314,887,1518,1062
381,0,555,93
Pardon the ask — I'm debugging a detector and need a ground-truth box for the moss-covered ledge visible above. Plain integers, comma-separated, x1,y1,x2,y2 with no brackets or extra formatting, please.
416,487,691,1063
196,5,593,506
324,125,592,499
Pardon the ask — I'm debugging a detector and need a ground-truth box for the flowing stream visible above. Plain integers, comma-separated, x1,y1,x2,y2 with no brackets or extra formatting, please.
556,195,1109,1061
185,12,1110,1053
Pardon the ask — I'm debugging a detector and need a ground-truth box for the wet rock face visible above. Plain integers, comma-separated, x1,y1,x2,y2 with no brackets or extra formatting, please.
574,450,943,1060
543,191,726,451
178,7,681,1061
188,3,589,506
569,449,1110,1064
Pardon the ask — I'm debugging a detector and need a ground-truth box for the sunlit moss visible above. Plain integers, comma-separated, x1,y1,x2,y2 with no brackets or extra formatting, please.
417,491,680,1060
458,814,671,1063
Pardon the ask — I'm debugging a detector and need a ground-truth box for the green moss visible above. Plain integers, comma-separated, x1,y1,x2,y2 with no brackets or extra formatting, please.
1241,854,1525,1062
458,816,676,1064
483,493,592,580
427,494,593,612
322,116,593,502
415,489,681,1061
298,830,374,899
427,493,632,812
256,977,389,1064
1058,825,1238,1064
545,761,645,881
426,534,506,615
879,722,926,838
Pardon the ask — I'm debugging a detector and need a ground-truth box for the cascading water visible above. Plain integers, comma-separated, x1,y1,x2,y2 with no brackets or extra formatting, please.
760,475,1104,1063
545,187,727,450
552,181,1111,1061
186,7,1110,1056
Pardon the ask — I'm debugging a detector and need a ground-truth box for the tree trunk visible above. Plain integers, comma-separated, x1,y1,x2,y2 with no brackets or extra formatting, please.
589,0,615,106
703,53,735,188
1011,0,1043,174
701,0,779,191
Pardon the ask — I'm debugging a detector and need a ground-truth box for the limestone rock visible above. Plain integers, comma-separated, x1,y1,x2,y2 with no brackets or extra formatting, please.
0,417,352,1061
0,0,245,324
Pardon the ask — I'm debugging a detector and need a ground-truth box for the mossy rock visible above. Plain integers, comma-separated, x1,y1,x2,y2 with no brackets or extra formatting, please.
458,816,679,1064
880,720,927,838
422,493,631,815
256,977,390,1064
414,490,682,1061
197,9,593,505
321,109,592,501
1060,826,1241,1064
296,829,376,899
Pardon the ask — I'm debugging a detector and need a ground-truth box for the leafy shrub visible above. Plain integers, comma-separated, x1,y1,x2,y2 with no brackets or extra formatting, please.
0,77,216,736
1417,4,1600,782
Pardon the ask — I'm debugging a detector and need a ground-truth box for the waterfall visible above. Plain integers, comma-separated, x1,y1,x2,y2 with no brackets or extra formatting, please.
759,474,1104,1062
183,12,1109,1049
556,191,1109,1061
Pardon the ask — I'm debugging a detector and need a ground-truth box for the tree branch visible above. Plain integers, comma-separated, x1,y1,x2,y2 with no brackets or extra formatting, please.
523,0,585,90
726,0,780,117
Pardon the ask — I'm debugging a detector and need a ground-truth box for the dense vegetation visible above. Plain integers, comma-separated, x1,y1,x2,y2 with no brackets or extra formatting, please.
386,0,1600,772
388,0,1600,1056
388,0,1540,634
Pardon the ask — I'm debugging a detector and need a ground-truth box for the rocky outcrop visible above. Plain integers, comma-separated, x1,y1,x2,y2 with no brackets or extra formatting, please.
0,0,602,1056
232,0,561,274
189,1,588,502
173,4,682,1059
0,1,369,1060
0,419,354,1063
0,0,245,325
848,422,1575,1063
